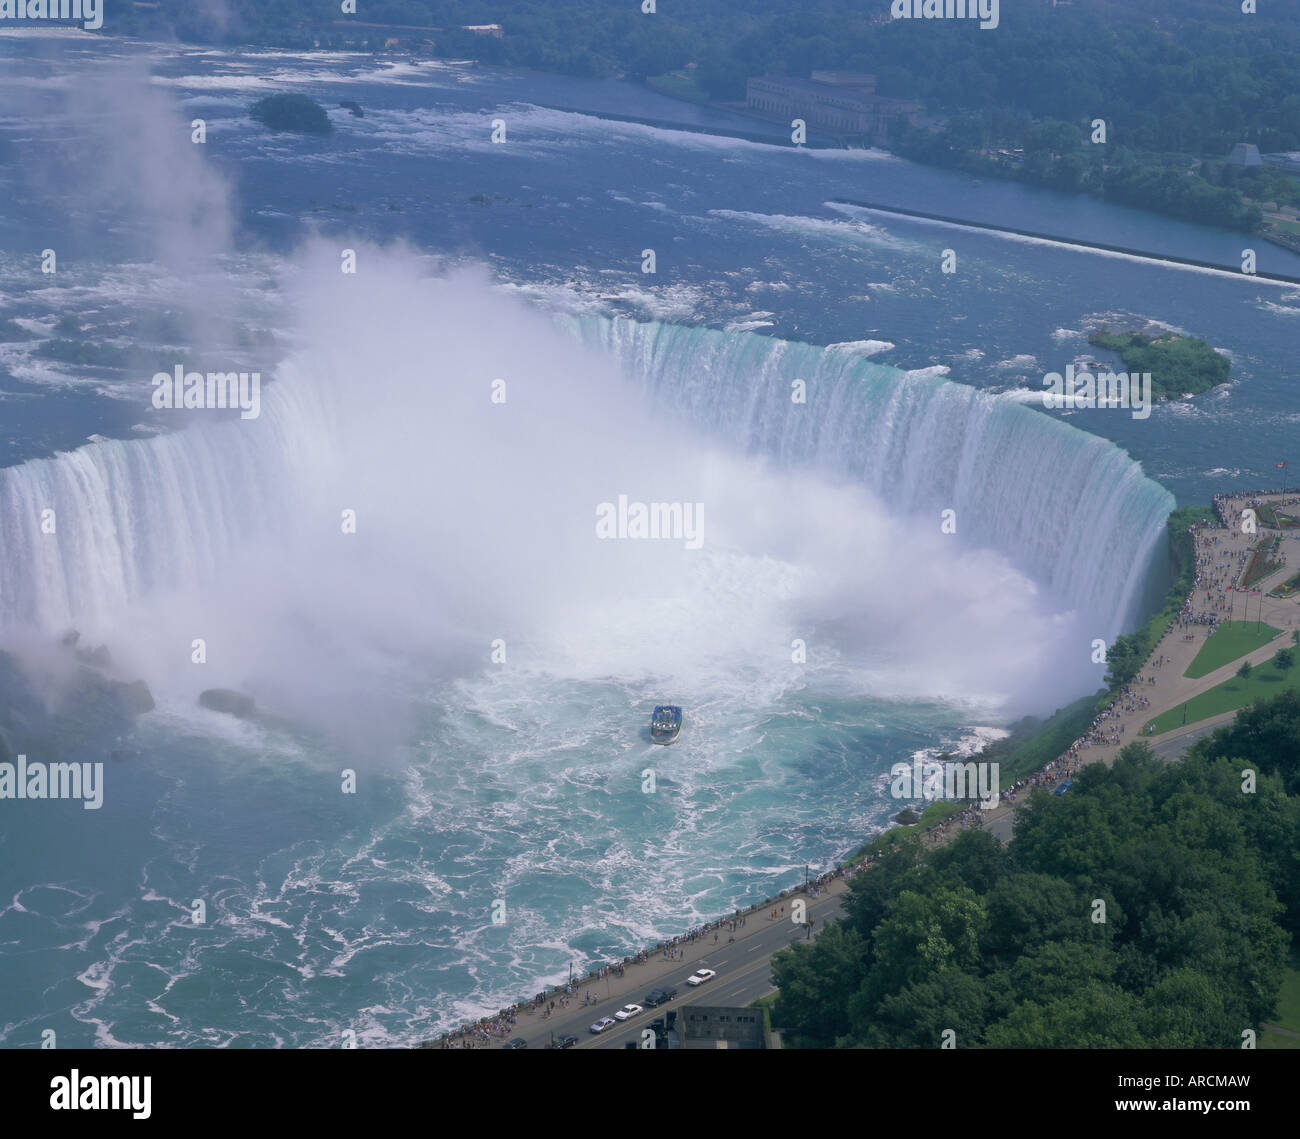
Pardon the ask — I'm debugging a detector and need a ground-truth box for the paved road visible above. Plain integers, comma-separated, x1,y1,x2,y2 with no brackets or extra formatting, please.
577,898,846,1050
505,894,847,1050
1147,716,1234,761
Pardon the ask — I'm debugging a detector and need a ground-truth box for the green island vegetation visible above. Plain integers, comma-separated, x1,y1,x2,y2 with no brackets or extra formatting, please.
770,688,1300,1048
1184,620,1281,680
1241,536,1285,589
1145,644,1299,734
1087,328,1230,400
250,93,333,135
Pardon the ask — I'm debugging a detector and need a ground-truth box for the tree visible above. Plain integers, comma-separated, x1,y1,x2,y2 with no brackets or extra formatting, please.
862,886,987,1004
769,922,867,1048
981,873,1091,963
983,981,1148,1048
1238,659,1253,680
849,966,990,1048
927,828,1008,896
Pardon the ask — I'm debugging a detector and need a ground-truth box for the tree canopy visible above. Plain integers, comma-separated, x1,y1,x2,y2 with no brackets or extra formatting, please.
771,692,1300,1047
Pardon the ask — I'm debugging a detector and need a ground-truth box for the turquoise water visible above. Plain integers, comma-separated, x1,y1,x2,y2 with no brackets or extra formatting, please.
0,37,1286,1045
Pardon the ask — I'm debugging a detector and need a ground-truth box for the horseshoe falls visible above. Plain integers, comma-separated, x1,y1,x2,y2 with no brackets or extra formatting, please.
0,301,1172,670
0,258,1175,1048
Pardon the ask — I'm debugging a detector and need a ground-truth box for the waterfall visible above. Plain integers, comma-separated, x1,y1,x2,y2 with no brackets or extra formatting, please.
0,312,1174,647
567,316,1175,635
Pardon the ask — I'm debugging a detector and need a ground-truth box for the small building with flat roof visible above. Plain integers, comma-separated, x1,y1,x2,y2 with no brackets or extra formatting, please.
1227,143,1263,167
681,1006,766,1049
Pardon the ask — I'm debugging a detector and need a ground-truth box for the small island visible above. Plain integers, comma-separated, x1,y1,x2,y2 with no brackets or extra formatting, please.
1088,325,1231,399
250,93,333,135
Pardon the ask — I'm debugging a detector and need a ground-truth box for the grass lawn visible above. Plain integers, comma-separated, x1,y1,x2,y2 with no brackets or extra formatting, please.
1262,946,1300,1049
1182,620,1280,679
1262,1032,1300,1049
1264,215,1300,238
1146,649,1299,733
1257,503,1300,530
1273,947,1300,1030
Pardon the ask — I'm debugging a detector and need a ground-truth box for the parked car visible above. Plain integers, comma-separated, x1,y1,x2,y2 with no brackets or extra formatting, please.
685,968,716,987
589,1017,617,1034
613,1003,644,1021
503,1038,527,1049
1054,780,1073,795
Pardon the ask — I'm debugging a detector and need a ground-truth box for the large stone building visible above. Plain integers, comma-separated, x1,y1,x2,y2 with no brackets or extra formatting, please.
745,72,918,144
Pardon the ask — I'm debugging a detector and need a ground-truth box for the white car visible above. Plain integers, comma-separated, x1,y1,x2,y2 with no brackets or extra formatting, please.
613,1003,644,1021
685,969,716,987
589,1017,617,1034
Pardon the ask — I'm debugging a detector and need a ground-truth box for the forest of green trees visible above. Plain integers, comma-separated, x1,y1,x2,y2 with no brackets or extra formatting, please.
105,1,1300,232
104,1,1300,163
769,691,1300,1048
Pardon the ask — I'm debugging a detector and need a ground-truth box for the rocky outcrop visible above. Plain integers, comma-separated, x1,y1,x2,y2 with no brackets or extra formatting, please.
0,636,155,761
199,689,257,719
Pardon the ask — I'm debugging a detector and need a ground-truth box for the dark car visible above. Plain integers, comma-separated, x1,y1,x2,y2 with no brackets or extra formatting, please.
555,1034,578,1049
643,986,678,1007
503,1038,527,1049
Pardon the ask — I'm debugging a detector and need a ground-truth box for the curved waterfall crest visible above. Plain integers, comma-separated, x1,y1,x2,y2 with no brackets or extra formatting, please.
0,312,1173,641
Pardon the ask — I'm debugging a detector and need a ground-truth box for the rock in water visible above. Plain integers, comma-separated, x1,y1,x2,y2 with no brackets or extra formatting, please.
199,689,257,719
250,93,333,135
114,679,155,716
